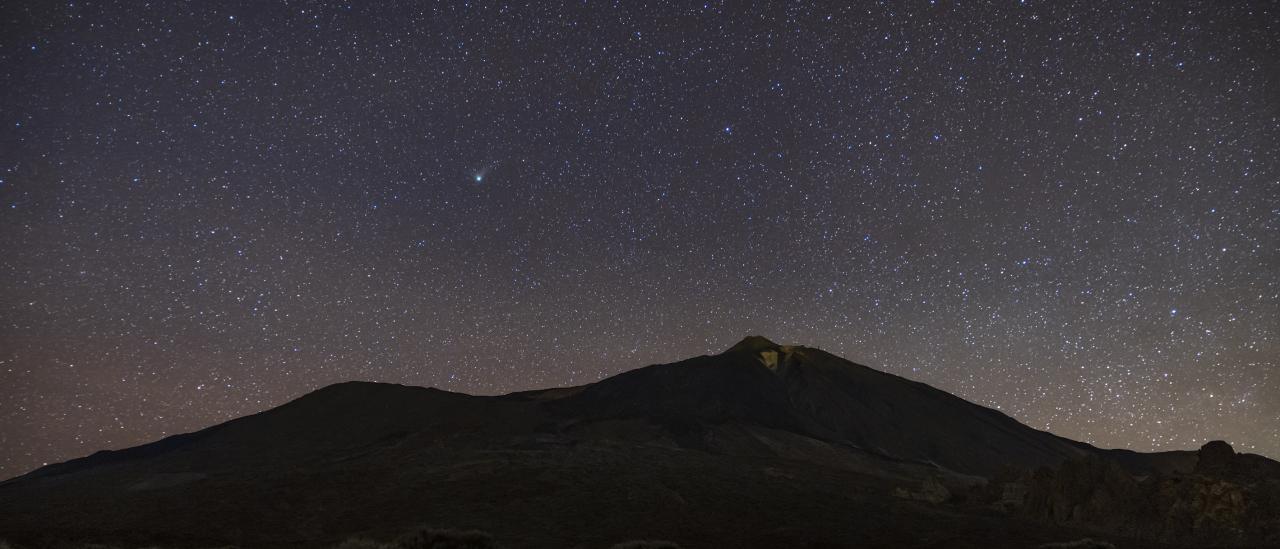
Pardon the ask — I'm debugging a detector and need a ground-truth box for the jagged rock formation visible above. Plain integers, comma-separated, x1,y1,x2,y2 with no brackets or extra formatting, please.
980,441,1280,546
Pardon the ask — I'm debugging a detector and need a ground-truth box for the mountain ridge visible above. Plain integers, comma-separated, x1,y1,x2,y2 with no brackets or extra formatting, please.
1,337,1179,483
2,336,1275,548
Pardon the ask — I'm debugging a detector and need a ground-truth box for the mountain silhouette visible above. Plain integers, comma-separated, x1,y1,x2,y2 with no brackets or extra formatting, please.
1,337,1275,548
542,336,1095,476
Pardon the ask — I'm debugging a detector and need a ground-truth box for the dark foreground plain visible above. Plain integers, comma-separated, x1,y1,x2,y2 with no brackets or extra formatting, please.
2,337,1277,548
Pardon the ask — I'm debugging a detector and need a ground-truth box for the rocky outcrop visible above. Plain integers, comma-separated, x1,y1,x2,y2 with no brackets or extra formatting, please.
1196,440,1237,476
1021,457,1150,532
980,442,1280,545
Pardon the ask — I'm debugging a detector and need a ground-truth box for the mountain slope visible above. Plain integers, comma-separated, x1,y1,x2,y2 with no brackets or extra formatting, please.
548,336,1094,475
1,336,1271,548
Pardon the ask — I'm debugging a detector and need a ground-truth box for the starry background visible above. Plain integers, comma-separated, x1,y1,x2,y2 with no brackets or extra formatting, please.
0,1,1277,480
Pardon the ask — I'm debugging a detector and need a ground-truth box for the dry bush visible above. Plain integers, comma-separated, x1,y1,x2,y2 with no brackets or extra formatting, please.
392,528,498,549
333,528,499,549
1037,539,1117,549
333,539,388,549
609,541,682,549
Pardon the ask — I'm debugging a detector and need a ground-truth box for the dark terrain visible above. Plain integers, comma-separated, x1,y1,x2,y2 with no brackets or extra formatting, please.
1,337,1277,548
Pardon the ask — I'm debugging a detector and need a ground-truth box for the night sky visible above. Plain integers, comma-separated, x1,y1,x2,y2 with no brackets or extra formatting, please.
1,1,1277,480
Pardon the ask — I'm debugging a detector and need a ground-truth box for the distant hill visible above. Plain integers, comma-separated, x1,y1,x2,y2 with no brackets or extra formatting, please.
1,336,1276,548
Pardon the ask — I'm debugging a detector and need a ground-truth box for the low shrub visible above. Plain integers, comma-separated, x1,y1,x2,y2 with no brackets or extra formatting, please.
333,539,386,549
609,541,682,549
1037,539,1116,549
334,528,499,549
393,527,497,549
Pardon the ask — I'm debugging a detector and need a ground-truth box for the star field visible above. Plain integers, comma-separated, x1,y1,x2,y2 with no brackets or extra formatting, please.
0,1,1277,479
